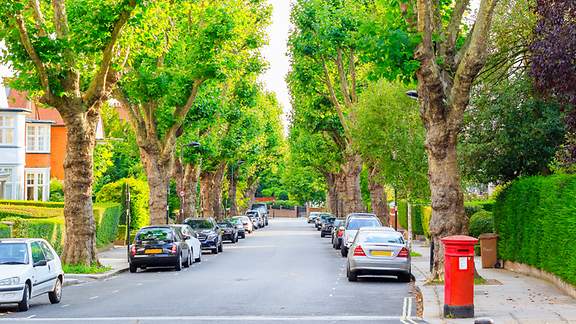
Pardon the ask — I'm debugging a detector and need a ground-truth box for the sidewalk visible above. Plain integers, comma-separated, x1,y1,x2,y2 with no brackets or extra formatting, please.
411,241,576,323
64,246,129,286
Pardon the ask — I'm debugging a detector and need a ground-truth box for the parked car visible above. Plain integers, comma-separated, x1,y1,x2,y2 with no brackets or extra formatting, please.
308,212,321,224
171,224,202,263
129,226,192,273
0,239,63,311
246,210,262,229
331,219,345,249
218,222,239,243
183,218,223,254
229,217,247,238
341,214,382,257
346,227,411,282
320,217,336,237
250,203,269,226
232,215,253,234
315,213,334,230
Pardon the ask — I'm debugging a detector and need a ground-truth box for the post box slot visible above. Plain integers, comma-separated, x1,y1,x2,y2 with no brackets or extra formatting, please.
457,249,469,253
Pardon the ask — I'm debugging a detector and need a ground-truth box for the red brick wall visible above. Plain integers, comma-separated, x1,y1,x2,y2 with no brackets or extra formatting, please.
50,126,66,180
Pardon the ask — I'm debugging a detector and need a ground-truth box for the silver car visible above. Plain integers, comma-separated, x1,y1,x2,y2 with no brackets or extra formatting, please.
346,228,411,282
341,214,382,257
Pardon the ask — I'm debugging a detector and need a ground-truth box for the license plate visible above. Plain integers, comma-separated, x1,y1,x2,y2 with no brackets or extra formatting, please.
371,250,393,257
145,249,163,254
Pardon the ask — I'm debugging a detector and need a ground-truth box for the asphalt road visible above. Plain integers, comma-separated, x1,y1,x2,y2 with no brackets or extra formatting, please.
0,218,423,323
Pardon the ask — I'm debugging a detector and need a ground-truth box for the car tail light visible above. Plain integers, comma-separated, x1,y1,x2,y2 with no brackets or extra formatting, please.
398,247,409,258
130,245,136,257
353,245,366,256
170,244,177,254
337,229,344,237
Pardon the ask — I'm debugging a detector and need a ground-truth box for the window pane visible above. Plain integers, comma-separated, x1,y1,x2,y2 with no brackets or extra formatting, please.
27,186,34,200
30,242,45,263
37,185,43,201
5,129,13,145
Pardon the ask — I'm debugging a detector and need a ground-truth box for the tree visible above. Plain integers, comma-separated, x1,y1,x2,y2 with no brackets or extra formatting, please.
414,0,499,278
0,0,140,264
352,79,428,224
116,0,271,224
460,76,565,183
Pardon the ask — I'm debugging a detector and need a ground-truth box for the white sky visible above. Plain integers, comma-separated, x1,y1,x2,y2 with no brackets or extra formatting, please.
259,0,293,134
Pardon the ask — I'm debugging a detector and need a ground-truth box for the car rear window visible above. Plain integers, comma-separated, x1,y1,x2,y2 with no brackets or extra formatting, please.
347,218,381,230
358,233,404,244
136,228,174,242
185,219,214,230
218,223,233,228
0,243,28,265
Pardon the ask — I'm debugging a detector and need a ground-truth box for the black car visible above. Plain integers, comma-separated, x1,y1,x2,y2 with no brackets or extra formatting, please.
315,213,334,231
218,222,239,243
250,203,269,226
129,226,191,273
184,217,223,254
320,217,336,237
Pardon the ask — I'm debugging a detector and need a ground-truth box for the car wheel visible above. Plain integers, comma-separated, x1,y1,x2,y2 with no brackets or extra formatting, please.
17,283,30,312
398,272,412,283
195,252,202,263
218,242,223,252
129,263,138,273
340,246,348,257
184,250,191,268
48,278,62,304
175,254,182,271
347,265,358,282
211,247,218,254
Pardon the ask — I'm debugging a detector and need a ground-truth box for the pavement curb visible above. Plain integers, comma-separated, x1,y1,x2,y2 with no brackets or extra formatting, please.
64,266,129,283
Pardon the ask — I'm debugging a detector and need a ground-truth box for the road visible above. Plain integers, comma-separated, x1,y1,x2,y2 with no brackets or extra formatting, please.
0,218,423,323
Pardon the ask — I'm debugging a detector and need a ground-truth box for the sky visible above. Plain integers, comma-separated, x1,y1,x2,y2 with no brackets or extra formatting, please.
259,0,293,133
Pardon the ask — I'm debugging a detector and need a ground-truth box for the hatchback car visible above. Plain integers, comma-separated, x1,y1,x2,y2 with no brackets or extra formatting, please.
232,216,253,234
315,213,334,230
0,239,63,311
308,212,321,224
129,226,191,272
229,217,247,238
246,210,261,229
250,203,269,226
341,214,383,257
331,219,345,249
218,222,239,243
346,228,411,282
184,218,223,254
171,224,202,263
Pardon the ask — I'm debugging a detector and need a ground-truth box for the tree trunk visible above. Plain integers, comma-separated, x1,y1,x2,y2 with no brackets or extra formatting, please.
337,153,364,217
243,179,259,213
200,162,226,219
174,159,201,222
228,166,239,216
60,110,99,265
425,120,467,280
140,147,172,225
325,173,340,217
368,166,389,226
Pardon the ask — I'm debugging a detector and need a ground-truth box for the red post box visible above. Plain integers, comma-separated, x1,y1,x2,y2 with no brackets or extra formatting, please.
441,235,478,318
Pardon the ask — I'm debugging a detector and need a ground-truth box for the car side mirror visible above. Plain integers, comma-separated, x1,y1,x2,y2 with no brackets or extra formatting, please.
34,260,47,267
182,234,191,240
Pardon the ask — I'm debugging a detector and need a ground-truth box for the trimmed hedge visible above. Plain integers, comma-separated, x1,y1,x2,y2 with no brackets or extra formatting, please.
422,206,432,238
469,210,494,238
7,217,65,254
267,200,298,209
0,205,63,219
93,203,122,248
96,178,149,230
397,200,425,235
464,200,494,217
494,175,576,285
0,224,10,238
0,200,64,208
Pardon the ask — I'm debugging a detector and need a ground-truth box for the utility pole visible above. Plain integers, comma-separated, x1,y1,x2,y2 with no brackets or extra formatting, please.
125,183,131,261
166,183,170,224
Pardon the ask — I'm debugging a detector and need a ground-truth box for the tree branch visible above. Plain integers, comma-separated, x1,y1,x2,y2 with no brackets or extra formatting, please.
29,0,47,36
84,0,137,107
51,0,69,37
441,0,470,69
349,48,357,103
321,57,351,141
336,48,352,108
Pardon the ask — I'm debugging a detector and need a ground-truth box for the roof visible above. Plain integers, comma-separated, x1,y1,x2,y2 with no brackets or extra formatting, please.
0,238,45,243
347,213,377,218
358,227,397,232
7,89,65,125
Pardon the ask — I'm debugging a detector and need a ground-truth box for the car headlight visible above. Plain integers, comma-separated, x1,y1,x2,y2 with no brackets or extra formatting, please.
207,234,218,240
0,277,20,286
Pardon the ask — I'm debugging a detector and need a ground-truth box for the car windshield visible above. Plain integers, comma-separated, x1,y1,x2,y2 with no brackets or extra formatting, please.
347,218,381,230
359,233,404,244
186,220,214,230
0,243,28,265
218,223,232,228
247,212,257,217
136,228,174,242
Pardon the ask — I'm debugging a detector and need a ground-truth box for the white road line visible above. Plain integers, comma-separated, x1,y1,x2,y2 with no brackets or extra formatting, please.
60,304,70,308
111,290,119,294
89,296,99,300
25,315,35,319
0,315,423,321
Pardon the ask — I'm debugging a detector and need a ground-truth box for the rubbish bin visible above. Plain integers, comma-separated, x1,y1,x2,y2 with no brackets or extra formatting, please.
478,233,498,268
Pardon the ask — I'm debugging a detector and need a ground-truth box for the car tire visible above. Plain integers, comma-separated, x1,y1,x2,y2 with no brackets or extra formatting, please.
398,272,412,283
175,254,182,271
184,250,191,268
340,246,348,257
218,242,223,252
195,252,202,263
211,247,218,254
347,266,358,282
48,278,62,304
18,283,30,312
320,232,325,238
241,233,246,239
129,263,137,273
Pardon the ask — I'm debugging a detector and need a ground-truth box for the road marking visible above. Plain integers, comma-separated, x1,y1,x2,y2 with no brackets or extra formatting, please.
25,315,35,319
400,297,418,324
0,315,424,321
60,305,69,308
89,296,99,300
111,290,119,294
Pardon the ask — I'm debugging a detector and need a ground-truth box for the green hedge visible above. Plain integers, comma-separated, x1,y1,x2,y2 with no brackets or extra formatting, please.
396,200,425,235
494,175,576,285
93,203,122,248
469,210,494,238
268,200,298,209
464,200,494,217
7,217,65,254
397,200,408,229
0,200,64,208
422,206,432,238
96,178,149,230
0,205,63,219
0,224,10,238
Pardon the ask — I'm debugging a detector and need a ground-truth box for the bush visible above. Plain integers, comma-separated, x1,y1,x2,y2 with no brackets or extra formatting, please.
469,210,494,238
8,217,65,254
397,200,408,229
464,200,495,217
494,174,576,285
0,224,10,238
412,205,425,235
93,203,122,248
0,200,64,208
49,179,64,202
422,206,432,239
116,225,127,242
269,200,298,209
0,205,63,219
96,178,149,230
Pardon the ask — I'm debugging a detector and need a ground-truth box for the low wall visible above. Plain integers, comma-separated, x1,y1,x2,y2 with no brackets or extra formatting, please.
504,261,576,299
270,208,297,218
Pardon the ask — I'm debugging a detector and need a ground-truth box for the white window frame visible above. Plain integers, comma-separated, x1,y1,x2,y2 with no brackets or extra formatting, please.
0,166,16,200
0,116,15,146
26,124,51,153
25,168,50,201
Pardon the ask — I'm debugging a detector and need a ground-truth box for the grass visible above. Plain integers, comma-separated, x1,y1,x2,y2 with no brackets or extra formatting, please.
63,263,112,274
425,276,488,285
410,250,422,257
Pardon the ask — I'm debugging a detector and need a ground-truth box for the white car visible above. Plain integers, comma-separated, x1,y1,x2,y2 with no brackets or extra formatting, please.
171,225,202,263
0,238,63,311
